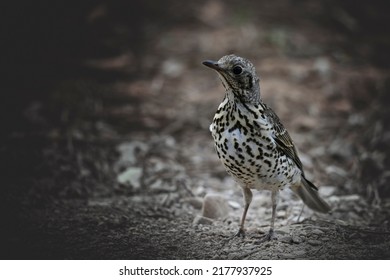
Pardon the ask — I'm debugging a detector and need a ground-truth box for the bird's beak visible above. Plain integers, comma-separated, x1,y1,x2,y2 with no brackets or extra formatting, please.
202,60,223,71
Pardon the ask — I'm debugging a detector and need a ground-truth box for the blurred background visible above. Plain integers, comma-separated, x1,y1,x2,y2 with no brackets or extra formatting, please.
1,0,389,259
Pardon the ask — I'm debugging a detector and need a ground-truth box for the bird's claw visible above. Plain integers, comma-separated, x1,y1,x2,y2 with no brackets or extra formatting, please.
255,229,277,244
235,228,246,238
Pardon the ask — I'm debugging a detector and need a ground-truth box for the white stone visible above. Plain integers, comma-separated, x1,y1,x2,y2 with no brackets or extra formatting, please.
117,167,142,189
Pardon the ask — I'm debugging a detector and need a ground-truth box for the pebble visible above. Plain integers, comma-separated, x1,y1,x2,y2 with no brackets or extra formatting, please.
279,236,293,244
291,235,303,244
115,141,148,167
340,194,361,202
325,165,348,177
311,229,325,235
307,239,322,246
277,210,287,218
275,226,290,235
228,200,241,209
193,215,214,225
319,186,337,197
181,197,203,209
116,167,142,189
293,250,307,256
314,57,331,78
201,194,230,219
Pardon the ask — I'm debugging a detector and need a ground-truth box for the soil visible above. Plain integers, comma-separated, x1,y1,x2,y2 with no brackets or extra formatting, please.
1,0,390,259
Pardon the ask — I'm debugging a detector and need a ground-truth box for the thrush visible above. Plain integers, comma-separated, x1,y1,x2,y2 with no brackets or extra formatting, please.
203,54,330,241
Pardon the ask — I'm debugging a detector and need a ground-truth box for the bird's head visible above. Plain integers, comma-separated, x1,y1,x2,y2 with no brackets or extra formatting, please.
203,54,260,104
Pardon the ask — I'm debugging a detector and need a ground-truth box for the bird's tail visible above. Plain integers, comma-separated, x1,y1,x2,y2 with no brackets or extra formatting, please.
291,176,331,213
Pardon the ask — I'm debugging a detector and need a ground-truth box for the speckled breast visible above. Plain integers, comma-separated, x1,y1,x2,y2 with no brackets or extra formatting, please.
210,112,300,190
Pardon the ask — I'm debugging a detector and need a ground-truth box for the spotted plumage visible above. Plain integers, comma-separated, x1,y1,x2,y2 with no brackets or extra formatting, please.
203,54,330,240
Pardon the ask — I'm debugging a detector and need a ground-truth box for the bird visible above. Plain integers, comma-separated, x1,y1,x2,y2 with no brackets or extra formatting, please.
202,54,330,241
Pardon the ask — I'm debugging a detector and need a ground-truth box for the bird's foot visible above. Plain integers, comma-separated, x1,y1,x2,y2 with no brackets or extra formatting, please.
255,229,277,244
234,228,246,238
219,228,245,248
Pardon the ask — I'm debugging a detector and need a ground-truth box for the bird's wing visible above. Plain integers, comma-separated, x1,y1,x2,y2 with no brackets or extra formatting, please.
263,105,304,173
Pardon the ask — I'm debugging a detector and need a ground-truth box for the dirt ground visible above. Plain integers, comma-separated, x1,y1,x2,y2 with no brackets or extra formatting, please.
1,0,390,259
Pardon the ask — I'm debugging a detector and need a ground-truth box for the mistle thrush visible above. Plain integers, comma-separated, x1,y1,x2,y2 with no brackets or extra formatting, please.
203,54,330,240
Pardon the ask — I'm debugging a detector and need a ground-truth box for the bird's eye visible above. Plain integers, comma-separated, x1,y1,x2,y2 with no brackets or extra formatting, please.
232,65,243,75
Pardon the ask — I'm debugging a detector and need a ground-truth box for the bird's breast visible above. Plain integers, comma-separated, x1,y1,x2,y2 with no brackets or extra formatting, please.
210,108,300,188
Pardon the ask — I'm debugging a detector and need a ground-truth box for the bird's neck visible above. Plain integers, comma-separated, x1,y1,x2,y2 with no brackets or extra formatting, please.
223,88,265,119
225,87,262,107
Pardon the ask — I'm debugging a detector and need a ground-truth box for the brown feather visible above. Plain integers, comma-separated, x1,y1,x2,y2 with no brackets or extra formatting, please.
263,105,304,173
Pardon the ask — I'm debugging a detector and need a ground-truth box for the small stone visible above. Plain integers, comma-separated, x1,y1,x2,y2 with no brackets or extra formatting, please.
340,194,361,202
193,215,214,225
314,57,331,78
335,219,348,226
115,141,148,167
279,235,293,244
325,165,348,177
117,167,142,189
275,226,290,235
201,194,230,220
228,200,241,209
319,186,337,197
311,229,325,235
182,197,203,209
291,235,303,244
294,250,307,256
149,179,163,190
307,239,322,246
277,210,287,218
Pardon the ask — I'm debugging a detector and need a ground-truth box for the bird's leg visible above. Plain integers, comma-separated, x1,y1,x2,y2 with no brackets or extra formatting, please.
267,190,279,240
257,190,279,243
235,187,252,238
270,190,278,231
297,204,305,223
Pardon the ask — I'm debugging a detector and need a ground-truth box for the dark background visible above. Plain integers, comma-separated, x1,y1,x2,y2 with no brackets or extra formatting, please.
1,0,389,259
